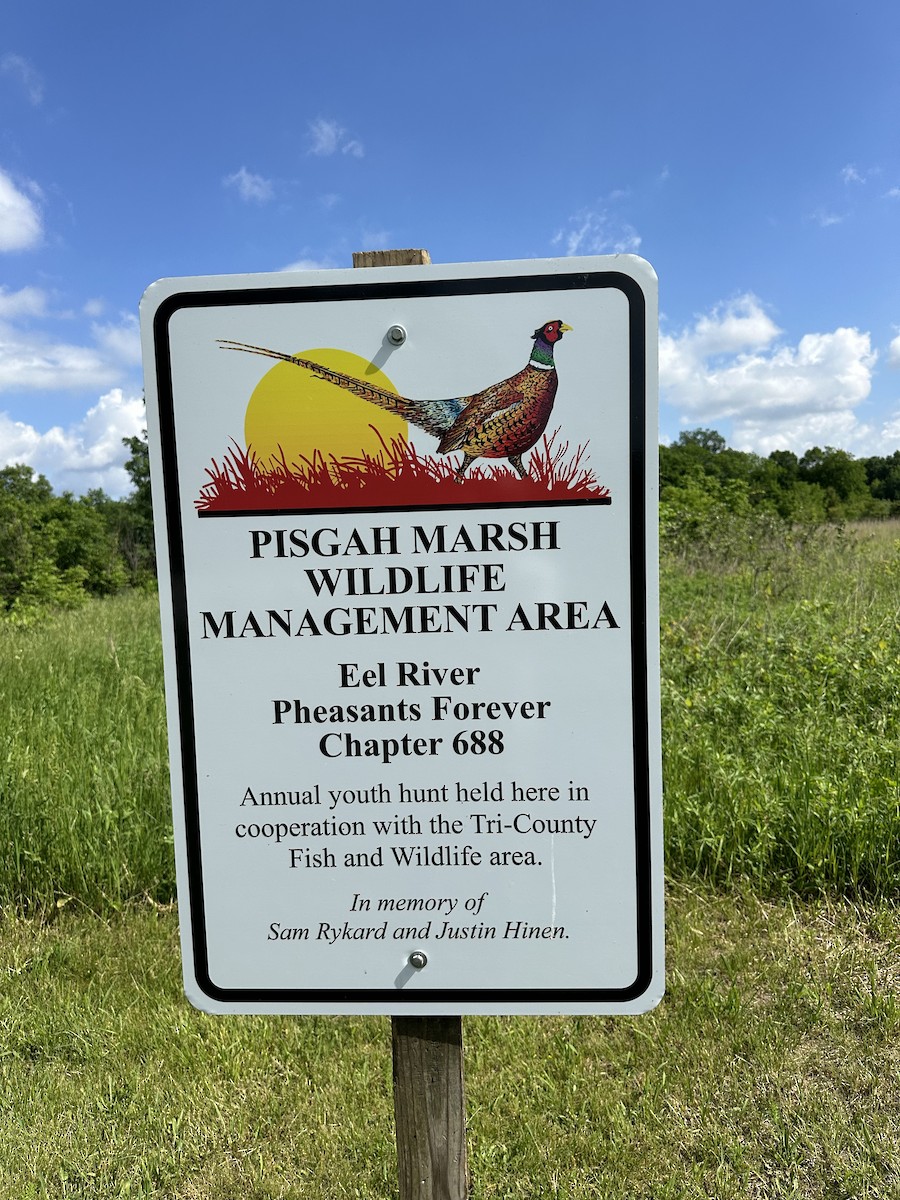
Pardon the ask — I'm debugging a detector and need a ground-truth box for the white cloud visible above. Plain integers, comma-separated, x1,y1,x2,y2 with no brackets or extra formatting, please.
0,169,43,251
0,285,48,319
359,227,390,251
888,334,900,369
0,322,121,392
885,187,900,200
307,118,364,158
0,291,146,493
680,294,781,358
0,388,145,496
90,313,142,366
1,54,43,106
660,294,879,454
841,163,879,186
880,411,900,447
809,208,844,228
732,409,874,458
279,256,335,272
224,167,273,203
552,205,641,256
0,295,142,393
308,118,342,155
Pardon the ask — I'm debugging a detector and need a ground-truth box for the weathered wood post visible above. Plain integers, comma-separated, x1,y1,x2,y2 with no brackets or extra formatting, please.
352,249,433,269
353,245,468,1200
391,1015,467,1200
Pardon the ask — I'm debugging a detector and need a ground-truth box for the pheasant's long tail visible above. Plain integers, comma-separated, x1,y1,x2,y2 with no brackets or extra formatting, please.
217,339,461,438
218,339,406,410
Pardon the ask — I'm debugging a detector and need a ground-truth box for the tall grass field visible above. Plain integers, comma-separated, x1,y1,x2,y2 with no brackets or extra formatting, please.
1,517,898,1198
661,517,900,898
2,519,898,912
1,593,172,913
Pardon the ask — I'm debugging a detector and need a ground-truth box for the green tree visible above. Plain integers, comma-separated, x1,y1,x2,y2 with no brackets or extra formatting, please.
0,466,92,613
661,430,779,512
0,463,137,616
862,451,900,511
117,431,156,583
798,447,871,518
659,429,727,493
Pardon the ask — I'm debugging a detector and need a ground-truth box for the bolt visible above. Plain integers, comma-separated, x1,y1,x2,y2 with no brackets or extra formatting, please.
408,950,428,970
387,324,407,346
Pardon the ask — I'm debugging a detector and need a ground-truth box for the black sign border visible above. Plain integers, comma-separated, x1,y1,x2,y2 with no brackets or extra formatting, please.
151,268,658,1007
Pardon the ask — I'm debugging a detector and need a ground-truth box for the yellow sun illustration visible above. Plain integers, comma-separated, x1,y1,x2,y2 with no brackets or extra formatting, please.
243,348,407,474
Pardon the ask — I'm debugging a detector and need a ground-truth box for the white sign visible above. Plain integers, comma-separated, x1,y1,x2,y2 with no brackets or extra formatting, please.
140,256,663,1014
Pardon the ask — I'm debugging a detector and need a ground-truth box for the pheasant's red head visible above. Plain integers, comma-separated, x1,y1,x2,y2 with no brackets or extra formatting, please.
533,320,572,344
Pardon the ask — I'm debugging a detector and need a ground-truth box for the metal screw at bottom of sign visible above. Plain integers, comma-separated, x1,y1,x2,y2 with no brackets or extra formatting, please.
408,950,428,970
387,324,407,346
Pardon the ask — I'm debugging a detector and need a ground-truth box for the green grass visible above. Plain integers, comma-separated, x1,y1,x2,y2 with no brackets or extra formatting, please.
661,519,900,897
0,591,173,913
2,523,899,913
1,520,899,1197
2,522,898,913
0,885,896,1199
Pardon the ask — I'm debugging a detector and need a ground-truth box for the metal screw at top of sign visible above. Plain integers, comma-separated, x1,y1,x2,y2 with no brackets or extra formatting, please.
387,324,407,346
408,950,427,970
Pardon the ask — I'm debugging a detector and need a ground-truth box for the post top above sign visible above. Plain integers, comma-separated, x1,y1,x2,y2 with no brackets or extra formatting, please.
141,254,663,1016
352,248,432,268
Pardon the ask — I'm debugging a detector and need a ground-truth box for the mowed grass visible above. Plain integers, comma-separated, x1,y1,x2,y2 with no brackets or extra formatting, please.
0,886,897,1199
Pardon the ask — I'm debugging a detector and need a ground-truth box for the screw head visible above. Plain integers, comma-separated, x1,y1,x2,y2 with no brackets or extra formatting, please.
408,950,428,970
387,324,407,346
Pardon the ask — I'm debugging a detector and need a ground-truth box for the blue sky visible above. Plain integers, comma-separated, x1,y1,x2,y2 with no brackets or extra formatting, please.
2,0,899,495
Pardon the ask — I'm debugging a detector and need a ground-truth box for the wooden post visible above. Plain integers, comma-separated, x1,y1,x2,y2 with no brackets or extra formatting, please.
352,248,432,269
353,246,468,1200
391,1016,467,1200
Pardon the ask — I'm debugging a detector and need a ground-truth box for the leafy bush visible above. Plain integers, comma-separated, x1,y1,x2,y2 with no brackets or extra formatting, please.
0,443,154,620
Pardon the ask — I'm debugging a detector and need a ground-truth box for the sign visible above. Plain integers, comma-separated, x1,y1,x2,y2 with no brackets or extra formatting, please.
140,255,663,1014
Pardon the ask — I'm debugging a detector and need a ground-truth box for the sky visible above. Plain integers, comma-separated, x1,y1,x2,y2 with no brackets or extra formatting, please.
2,0,900,497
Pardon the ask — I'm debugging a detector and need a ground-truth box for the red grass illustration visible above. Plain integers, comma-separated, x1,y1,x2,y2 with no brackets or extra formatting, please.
195,428,611,514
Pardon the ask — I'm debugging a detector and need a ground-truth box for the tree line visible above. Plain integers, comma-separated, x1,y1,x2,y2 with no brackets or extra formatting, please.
2,428,898,618
0,435,154,620
660,429,900,522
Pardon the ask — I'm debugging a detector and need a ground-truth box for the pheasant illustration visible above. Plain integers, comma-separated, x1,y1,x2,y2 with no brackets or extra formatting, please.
219,320,572,480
